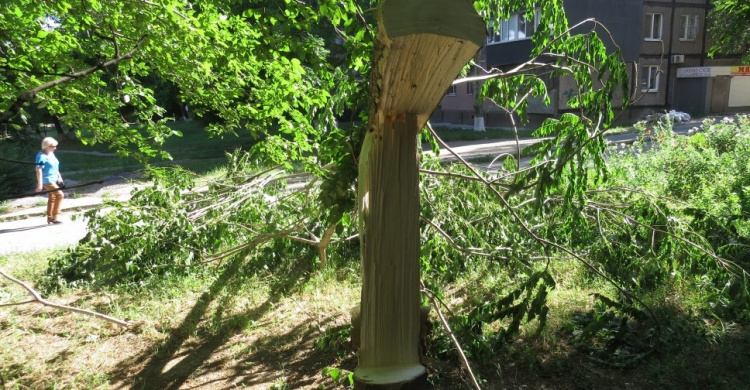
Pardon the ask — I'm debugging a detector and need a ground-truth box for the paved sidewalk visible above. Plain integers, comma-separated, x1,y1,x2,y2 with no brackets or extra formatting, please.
0,214,88,255
1,179,141,255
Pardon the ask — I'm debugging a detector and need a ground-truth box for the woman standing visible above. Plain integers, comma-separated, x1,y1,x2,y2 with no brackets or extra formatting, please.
35,137,64,224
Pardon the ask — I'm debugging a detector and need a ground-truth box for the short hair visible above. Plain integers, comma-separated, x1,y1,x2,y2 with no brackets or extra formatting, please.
41,137,58,150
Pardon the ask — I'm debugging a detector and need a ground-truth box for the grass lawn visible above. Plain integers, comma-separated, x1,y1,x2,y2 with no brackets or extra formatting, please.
4,117,745,389
57,121,262,182
56,122,543,182
1,247,747,389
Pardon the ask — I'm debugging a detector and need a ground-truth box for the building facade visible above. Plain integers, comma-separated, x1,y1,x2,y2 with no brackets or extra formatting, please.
433,0,748,128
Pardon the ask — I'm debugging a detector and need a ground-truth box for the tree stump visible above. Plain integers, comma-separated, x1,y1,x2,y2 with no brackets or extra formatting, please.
354,0,485,387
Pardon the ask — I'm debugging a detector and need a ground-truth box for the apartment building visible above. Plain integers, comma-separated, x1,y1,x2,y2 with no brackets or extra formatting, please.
433,0,748,128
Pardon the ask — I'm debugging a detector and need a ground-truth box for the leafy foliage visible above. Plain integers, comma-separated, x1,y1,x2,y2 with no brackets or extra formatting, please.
473,0,629,215
0,137,34,201
0,0,373,166
548,116,750,365
570,293,654,368
42,151,358,290
592,116,750,308
707,0,750,64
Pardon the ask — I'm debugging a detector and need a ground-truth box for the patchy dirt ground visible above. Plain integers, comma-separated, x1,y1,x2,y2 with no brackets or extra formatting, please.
3,277,749,390
0,282,358,389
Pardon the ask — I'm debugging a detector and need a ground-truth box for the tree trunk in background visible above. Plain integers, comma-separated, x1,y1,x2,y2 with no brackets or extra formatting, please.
472,52,486,132
51,115,75,140
354,0,484,387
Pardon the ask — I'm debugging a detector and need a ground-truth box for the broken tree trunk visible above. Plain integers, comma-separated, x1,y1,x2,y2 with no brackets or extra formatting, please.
354,0,485,387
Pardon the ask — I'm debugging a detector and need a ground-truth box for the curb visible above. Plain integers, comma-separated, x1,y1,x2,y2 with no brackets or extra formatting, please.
0,203,102,223
0,197,128,223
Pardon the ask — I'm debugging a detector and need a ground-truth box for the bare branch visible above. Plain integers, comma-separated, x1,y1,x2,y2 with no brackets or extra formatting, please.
420,168,510,189
422,283,481,390
0,36,147,124
0,268,130,327
0,299,35,308
420,215,510,260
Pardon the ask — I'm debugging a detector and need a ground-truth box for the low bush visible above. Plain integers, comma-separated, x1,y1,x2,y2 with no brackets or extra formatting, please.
0,139,35,201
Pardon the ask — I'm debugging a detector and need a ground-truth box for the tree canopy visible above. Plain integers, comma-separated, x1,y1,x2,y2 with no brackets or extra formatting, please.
0,0,371,162
708,0,750,64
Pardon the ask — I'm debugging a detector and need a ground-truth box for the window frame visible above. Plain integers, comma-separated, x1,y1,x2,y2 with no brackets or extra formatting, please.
487,9,541,44
679,14,699,41
644,13,663,41
445,84,457,96
640,65,661,93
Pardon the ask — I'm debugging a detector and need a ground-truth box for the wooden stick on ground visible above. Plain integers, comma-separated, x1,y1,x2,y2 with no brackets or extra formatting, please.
0,268,130,327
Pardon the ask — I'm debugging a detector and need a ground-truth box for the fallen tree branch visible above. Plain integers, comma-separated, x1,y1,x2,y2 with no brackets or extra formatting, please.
0,268,130,327
422,283,481,390
426,122,663,349
420,215,510,261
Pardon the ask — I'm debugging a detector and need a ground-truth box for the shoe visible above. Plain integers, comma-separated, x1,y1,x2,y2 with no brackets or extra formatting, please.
47,218,62,224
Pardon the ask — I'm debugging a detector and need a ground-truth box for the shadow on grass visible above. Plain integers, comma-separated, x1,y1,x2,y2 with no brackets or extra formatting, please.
108,249,340,390
458,303,750,390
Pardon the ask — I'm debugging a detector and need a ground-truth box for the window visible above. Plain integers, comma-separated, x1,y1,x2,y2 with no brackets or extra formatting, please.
518,14,527,39
488,9,541,44
445,84,456,96
641,65,660,92
467,82,474,95
680,14,698,41
644,13,663,40
508,14,518,41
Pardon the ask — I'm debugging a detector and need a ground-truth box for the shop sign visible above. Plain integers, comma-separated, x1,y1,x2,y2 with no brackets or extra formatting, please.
676,67,711,78
731,66,750,76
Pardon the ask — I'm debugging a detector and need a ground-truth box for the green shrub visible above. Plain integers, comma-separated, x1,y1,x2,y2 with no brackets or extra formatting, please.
581,115,750,317
0,139,35,201
42,151,359,290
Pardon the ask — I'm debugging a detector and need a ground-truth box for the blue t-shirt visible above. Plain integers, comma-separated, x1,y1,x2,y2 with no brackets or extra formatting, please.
36,151,60,185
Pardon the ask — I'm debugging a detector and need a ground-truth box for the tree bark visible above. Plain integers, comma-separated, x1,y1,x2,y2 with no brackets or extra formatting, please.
471,53,486,132
356,114,423,386
354,0,484,387
51,115,69,139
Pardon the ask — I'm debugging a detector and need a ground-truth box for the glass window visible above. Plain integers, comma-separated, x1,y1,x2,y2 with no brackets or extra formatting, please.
487,9,540,44
640,65,660,92
680,14,698,41
645,13,663,40
508,14,518,41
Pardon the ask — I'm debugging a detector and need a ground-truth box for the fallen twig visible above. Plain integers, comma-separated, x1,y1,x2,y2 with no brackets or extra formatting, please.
422,283,481,390
0,268,130,327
